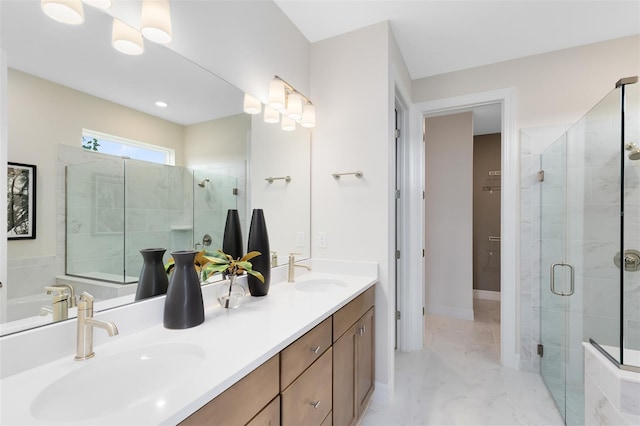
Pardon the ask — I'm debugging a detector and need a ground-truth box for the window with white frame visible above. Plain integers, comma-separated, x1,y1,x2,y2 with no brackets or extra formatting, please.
81,129,175,165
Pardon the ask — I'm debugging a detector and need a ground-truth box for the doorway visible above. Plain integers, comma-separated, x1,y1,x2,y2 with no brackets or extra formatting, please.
403,88,518,368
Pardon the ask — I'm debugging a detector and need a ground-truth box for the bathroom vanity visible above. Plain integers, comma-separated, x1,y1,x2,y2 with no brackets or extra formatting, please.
0,260,377,425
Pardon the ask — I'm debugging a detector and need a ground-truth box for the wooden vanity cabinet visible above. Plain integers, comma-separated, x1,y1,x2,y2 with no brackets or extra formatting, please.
179,285,375,426
179,355,280,426
332,287,375,426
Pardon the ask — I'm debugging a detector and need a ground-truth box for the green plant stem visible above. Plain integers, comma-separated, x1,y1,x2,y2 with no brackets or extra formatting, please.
225,276,233,308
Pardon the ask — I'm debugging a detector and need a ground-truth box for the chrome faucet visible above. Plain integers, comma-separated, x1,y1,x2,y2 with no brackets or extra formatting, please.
40,286,72,321
75,292,119,361
288,253,311,283
51,283,76,308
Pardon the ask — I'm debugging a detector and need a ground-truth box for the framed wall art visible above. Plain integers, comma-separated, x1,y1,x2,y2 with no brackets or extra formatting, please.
7,162,36,240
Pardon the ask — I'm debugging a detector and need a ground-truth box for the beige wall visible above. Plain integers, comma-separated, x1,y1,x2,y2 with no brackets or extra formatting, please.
424,112,474,319
473,133,501,293
413,35,640,130
184,113,249,170
7,69,185,260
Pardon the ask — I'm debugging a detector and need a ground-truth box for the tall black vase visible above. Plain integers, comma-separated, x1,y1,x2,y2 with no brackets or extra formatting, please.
222,209,243,260
135,248,169,301
163,250,205,329
247,209,270,296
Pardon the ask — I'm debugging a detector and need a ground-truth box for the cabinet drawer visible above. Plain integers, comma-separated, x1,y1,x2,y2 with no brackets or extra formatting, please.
333,286,375,342
281,317,332,390
180,354,279,426
281,347,333,426
247,396,280,426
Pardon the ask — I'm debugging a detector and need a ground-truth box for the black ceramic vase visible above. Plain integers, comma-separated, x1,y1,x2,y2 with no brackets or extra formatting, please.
135,248,169,301
246,209,270,296
163,250,205,329
222,209,243,260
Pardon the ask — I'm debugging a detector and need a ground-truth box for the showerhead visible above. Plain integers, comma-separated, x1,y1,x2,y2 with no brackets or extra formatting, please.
625,143,640,161
198,178,210,187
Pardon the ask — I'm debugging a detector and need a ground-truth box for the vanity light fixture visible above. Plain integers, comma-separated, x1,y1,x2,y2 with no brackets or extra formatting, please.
81,0,111,9
155,101,168,108
281,116,296,132
266,76,315,129
243,94,262,115
264,106,280,124
41,0,85,25
112,18,144,56
140,0,173,44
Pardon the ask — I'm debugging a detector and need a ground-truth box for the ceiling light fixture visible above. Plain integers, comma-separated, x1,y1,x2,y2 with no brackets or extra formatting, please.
112,18,144,56
155,101,168,108
81,0,111,9
140,0,173,44
265,76,315,129
41,0,85,25
243,94,262,115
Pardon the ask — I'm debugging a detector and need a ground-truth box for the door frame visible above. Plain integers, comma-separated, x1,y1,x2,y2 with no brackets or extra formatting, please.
405,87,519,369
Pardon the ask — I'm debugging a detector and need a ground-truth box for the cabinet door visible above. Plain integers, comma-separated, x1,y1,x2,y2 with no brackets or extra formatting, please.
332,322,357,426
281,348,333,426
355,308,375,417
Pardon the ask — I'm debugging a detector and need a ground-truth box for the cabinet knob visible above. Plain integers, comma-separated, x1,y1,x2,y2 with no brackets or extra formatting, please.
310,400,321,409
310,345,321,354
358,325,366,336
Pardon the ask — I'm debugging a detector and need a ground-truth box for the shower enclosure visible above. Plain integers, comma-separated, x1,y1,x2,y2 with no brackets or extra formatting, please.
539,77,639,425
65,158,243,283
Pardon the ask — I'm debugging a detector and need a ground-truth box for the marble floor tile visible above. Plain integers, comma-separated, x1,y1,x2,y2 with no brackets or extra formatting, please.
362,299,565,426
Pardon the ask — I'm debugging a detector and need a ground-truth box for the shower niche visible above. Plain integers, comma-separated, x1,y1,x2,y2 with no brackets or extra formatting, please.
65,157,244,284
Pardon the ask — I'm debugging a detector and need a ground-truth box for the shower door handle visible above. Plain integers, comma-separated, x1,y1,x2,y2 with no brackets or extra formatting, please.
550,262,575,296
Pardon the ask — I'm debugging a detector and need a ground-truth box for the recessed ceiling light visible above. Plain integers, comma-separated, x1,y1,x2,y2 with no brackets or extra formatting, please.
155,101,168,108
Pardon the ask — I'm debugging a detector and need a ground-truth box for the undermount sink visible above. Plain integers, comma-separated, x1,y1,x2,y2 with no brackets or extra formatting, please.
31,342,206,423
294,279,348,293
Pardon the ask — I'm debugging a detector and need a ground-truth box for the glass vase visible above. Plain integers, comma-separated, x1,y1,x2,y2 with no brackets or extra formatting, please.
217,275,245,309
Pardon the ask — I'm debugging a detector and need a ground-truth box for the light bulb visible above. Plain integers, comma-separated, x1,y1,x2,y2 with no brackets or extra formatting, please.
243,94,262,115
141,0,172,44
41,0,84,25
267,78,286,111
286,92,303,120
282,116,296,131
264,106,279,124
112,18,144,55
301,104,316,128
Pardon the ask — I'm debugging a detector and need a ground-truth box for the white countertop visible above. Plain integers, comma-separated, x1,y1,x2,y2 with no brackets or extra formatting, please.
0,263,377,425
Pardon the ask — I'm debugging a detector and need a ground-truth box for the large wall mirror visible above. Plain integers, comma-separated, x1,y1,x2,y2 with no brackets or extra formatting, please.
1,1,311,335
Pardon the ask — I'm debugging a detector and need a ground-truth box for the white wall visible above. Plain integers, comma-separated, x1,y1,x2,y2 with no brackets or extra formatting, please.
168,1,311,105
1,50,7,322
424,112,474,319
310,22,396,401
7,69,185,261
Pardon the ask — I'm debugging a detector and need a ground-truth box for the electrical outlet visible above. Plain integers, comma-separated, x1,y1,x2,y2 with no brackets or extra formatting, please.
318,232,327,248
296,232,305,247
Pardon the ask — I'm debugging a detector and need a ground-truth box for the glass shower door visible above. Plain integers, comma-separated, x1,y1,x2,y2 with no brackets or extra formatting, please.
540,133,568,423
539,87,623,426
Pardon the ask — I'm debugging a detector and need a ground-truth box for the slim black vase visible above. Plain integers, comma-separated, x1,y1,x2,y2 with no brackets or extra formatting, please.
222,209,243,260
163,250,205,329
135,248,169,301
247,209,270,296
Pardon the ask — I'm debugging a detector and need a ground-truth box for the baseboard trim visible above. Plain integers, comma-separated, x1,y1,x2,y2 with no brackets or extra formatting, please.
473,289,501,301
371,382,391,404
425,305,474,321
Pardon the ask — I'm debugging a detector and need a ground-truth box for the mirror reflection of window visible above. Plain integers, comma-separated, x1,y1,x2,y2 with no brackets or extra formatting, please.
81,129,175,165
